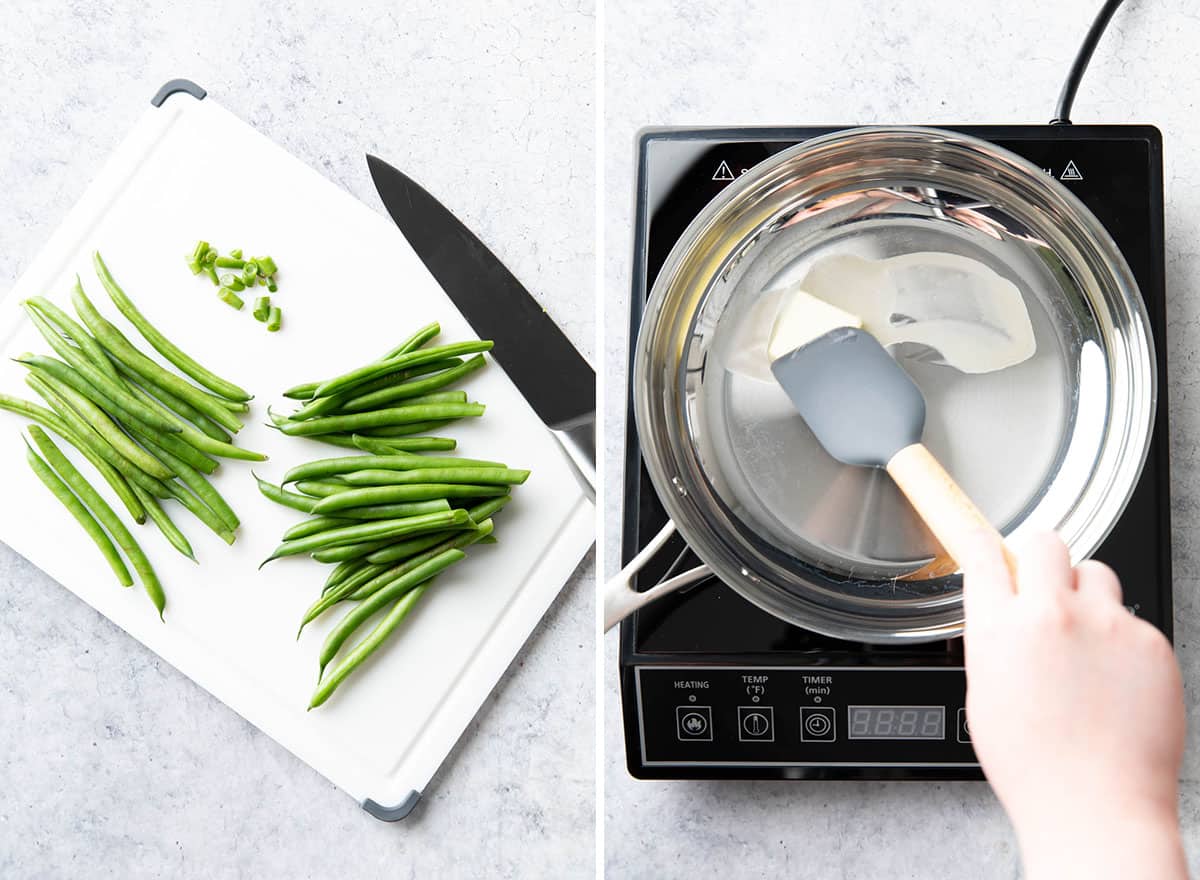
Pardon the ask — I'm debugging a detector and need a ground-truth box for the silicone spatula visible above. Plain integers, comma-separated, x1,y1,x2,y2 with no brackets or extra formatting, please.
768,288,1015,575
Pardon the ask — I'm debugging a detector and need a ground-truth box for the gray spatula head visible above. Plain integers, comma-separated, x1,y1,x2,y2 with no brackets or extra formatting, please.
770,327,927,467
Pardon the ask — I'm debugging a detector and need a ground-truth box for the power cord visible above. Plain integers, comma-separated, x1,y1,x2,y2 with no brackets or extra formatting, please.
1050,0,1127,125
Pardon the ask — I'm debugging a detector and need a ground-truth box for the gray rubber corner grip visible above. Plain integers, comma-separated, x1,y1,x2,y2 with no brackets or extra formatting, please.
150,78,207,107
361,790,422,822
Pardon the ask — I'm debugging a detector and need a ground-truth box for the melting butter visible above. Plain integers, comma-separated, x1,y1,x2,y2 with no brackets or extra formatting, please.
724,251,1037,381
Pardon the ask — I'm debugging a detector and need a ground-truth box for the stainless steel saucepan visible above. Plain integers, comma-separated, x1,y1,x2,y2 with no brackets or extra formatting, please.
605,126,1156,641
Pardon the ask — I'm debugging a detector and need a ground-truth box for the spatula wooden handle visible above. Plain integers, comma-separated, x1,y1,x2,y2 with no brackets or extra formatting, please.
886,443,1018,581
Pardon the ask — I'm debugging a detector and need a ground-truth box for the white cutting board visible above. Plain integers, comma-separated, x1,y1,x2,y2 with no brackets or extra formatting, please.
0,89,594,818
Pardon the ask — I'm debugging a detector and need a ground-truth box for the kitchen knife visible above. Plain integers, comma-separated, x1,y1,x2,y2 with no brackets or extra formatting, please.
367,154,595,496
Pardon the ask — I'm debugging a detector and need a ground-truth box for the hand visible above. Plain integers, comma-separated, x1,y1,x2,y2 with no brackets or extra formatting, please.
961,530,1187,880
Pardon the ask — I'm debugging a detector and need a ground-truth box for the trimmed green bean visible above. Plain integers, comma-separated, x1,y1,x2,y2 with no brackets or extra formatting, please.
255,475,316,512
72,283,244,433
282,453,499,485
29,426,165,617
316,548,466,678
356,420,455,437
262,508,471,563
275,403,484,437
351,435,457,454
299,561,390,634
310,499,452,521
284,359,460,401
341,467,529,487
312,483,507,514
294,480,350,498
141,436,238,532
311,538,395,563
283,516,354,542
381,321,440,360
118,384,220,475
312,341,493,399
132,484,195,562
26,368,176,480
365,497,509,563
309,585,429,709
25,440,132,585
341,354,486,412
289,359,465,421
94,251,252,401
349,519,493,602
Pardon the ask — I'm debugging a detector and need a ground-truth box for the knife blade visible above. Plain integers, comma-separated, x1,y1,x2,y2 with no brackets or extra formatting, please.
367,154,595,493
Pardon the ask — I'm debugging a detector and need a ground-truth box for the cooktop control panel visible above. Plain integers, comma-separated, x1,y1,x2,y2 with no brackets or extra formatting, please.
635,666,976,768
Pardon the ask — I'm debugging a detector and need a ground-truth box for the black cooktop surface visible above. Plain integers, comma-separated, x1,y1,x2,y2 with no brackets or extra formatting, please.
619,126,1170,780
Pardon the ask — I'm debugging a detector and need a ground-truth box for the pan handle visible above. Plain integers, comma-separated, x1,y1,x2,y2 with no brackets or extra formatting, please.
603,519,711,631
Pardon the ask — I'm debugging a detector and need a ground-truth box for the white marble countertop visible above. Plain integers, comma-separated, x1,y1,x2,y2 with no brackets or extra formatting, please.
0,2,594,877
603,1,1200,877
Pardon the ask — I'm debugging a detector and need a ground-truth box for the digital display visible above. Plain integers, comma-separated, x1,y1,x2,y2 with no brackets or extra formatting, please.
847,705,945,740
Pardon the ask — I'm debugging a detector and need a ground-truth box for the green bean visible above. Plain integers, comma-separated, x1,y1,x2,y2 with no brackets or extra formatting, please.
112,362,233,442
25,440,132,586
312,483,507,514
309,584,429,708
381,321,440,360
16,353,182,435
342,467,529,487
341,354,486,412
165,482,236,544
356,420,455,437
24,296,120,381
283,453,498,485
214,255,245,269
288,358,464,415
132,484,195,561
312,341,493,399
176,422,266,462
274,403,484,437
141,436,238,532
267,307,281,332
394,391,468,406
72,283,244,433
28,426,165,617
94,251,252,401
26,375,171,501
254,475,316,512
262,509,471,564
25,368,176,480
253,296,271,322
299,562,390,634
351,435,457,454
221,275,245,292
282,382,320,400
117,384,220,475
316,548,467,679
324,557,374,593
0,394,145,520
255,255,278,276
365,497,509,563
283,516,354,542
313,500,453,520
294,480,350,498
349,519,493,602
311,539,396,563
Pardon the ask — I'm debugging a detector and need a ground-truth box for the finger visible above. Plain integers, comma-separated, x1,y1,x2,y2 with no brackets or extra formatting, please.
1012,530,1073,599
959,528,1014,622
1073,559,1123,605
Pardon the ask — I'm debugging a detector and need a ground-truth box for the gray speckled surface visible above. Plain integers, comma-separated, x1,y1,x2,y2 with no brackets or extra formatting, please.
0,2,594,878
603,1,1200,877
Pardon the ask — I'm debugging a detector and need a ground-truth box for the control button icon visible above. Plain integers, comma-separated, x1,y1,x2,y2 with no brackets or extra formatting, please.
737,706,775,742
676,705,713,741
800,706,836,742
957,708,971,743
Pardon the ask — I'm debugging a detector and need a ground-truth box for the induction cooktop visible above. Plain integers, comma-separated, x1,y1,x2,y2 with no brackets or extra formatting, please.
618,126,1171,780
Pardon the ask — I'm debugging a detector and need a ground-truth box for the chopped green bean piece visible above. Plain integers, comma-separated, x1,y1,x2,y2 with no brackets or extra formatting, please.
214,256,245,269
253,296,271,322
267,306,282,332
230,248,243,259
255,256,278,276
218,287,244,310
